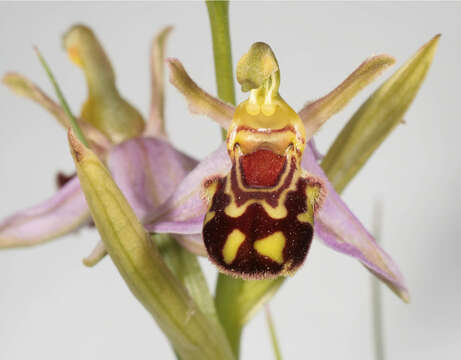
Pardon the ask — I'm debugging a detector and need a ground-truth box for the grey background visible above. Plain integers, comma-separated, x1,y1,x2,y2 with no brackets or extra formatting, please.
1,2,460,359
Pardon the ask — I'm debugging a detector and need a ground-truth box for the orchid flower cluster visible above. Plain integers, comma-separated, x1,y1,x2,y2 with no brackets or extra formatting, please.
1,8,438,360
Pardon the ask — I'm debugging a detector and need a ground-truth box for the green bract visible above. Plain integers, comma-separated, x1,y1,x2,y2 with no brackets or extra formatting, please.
68,132,234,360
322,35,441,193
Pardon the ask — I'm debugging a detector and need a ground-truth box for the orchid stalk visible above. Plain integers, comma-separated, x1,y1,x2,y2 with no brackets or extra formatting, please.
0,4,440,359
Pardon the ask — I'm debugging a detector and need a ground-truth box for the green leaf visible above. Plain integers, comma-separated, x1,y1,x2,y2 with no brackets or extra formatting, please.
322,35,440,193
68,131,234,360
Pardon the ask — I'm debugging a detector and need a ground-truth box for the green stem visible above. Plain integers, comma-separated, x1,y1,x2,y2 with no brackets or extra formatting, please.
35,47,89,147
265,306,283,360
205,1,243,356
372,202,385,360
205,1,236,106
215,276,244,355
372,276,384,360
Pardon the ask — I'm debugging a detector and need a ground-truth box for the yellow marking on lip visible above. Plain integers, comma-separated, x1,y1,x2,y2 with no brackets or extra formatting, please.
203,179,219,204
297,182,322,224
254,231,286,264
202,180,219,225
225,197,288,219
297,212,312,223
223,157,300,219
204,210,215,225
223,229,246,264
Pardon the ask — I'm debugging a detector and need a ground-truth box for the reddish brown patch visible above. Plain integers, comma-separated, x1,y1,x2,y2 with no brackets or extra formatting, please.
240,149,286,187
56,172,76,189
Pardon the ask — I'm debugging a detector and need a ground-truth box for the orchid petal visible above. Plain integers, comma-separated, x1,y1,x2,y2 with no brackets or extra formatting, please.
167,58,234,129
302,146,409,302
3,72,69,128
322,35,440,193
307,138,323,162
298,54,395,139
63,24,145,143
145,26,173,137
84,137,200,264
107,137,197,222
0,177,90,248
68,130,234,360
145,143,231,234
80,235,207,271
2,72,112,154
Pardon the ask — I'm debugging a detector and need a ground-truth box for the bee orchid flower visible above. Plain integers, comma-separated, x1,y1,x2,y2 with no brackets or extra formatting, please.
142,39,440,302
0,24,203,262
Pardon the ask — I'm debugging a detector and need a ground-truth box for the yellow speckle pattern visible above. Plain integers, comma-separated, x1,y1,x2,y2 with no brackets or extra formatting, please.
223,229,246,264
254,231,286,264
